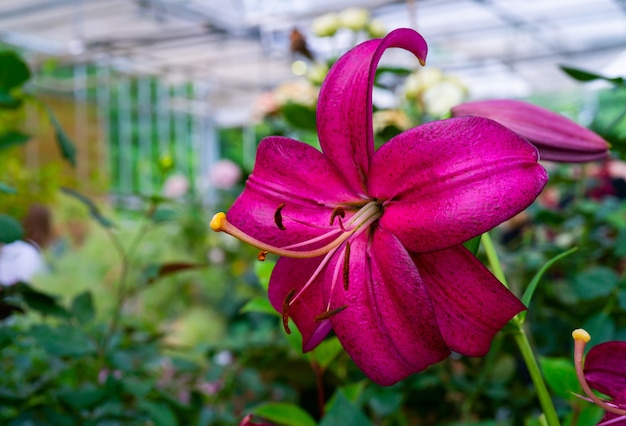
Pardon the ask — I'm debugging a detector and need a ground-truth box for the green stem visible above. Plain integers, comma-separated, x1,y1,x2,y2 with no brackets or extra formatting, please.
512,326,561,426
481,232,509,287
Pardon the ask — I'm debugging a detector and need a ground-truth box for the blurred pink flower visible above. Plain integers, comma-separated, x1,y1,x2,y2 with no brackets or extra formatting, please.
162,174,189,198
209,159,242,190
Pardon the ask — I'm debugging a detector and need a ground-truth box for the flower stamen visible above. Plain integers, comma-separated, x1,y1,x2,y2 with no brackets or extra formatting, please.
282,288,297,334
274,203,286,230
257,250,268,261
314,305,347,321
573,328,626,417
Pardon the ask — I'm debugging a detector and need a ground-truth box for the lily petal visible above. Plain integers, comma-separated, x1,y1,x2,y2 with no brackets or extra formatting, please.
451,99,609,163
410,245,526,355
369,116,548,252
228,136,361,248
317,28,428,194
584,341,626,398
268,255,333,352
328,228,449,386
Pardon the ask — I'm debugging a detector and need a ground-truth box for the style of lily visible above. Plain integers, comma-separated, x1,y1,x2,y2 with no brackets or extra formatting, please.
452,99,609,163
573,329,626,425
211,28,548,385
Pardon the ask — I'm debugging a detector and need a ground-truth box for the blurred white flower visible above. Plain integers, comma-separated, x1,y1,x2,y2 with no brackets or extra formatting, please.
209,159,242,190
162,174,189,198
422,78,468,117
273,79,319,108
367,19,387,38
307,62,329,86
339,8,370,32
403,68,445,100
312,12,340,37
372,109,412,134
0,240,45,286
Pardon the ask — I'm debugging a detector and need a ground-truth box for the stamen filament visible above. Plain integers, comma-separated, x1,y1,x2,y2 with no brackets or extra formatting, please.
573,328,626,417
210,204,381,259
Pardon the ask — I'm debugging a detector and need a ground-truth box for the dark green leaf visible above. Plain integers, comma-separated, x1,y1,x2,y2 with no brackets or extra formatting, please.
61,187,114,228
45,105,77,166
583,313,615,344
58,387,108,409
311,336,343,370
321,390,372,426
253,402,317,426
0,182,17,194
28,323,96,357
0,90,21,109
539,357,579,399
71,291,95,324
560,65,625,85
19,284,70,318
0,131,31,150
573,266,619,300
151,206,179,223
0,51,31,91
282,102,317,130
138,400,178,426
0,302,25,320
0,214,23,243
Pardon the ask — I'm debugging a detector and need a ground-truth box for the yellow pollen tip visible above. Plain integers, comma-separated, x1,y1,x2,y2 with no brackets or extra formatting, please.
210,212,227,232
572,328,591,343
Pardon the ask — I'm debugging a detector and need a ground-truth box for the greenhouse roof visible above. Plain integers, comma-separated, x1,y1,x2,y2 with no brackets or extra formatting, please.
2,0,626,125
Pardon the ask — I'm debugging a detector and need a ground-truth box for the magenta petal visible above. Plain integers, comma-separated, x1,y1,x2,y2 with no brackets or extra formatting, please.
228,136,361,249
369,116,548,252
584,341,626,398
327,228,449,386
451,99,609,163
411,245,525,355
268,256,332,352
317,28,428,194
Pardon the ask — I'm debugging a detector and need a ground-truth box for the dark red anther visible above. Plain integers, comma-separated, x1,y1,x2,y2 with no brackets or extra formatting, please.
343,242,351,291
274,203,286,230
330,207,345,226
314,305,347,322
281,288,297,334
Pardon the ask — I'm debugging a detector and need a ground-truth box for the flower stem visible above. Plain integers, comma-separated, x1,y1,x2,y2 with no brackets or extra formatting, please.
512,324,561,426
481,232,509,287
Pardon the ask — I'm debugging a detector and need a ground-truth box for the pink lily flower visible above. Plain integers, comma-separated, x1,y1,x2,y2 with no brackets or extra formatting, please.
451,99,609,163
573,329,626,425
211,28,548,385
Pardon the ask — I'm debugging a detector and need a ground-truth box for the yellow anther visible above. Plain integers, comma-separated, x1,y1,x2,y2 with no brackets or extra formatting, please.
210,212,227,232
572,328,591,343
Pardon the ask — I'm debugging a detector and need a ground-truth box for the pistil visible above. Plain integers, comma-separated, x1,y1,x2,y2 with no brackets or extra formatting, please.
573,329,626,417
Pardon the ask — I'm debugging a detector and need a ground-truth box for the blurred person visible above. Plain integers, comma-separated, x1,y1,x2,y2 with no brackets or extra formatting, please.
0,203,52,286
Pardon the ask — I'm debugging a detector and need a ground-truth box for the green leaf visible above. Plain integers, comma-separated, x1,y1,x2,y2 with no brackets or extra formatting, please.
71,291,95,324
19,284,70,318
44,105,77,166
0,214,23,243
255,260,275,292
560,65,625,85
539,357,579,399
521,247,577,307
0,182,17,194
311,336,343,370
252,402,317,426
0,302,25,320
141,262,207,285
574,266,619,300
150,206,179,223
240,297,279,316
0,131,30,150
583,313,615,344
282,102,317,131
0,51,31,91
320,390,372,426
463,235,481,255
61,187,114,228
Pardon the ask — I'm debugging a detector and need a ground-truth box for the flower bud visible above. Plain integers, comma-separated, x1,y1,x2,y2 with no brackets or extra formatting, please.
312,12,340,37
452,99,609,163
339,8,370,32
